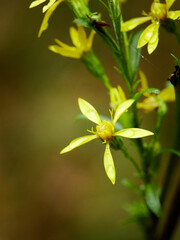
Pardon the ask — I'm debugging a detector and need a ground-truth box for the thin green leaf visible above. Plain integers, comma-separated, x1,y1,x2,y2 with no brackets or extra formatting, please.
157,148,180,157
134,88,160,101
130,29,143,81
121,178,142,195
170,53,180,66
145,184,162,217
133,79,141,92
73,18,91,28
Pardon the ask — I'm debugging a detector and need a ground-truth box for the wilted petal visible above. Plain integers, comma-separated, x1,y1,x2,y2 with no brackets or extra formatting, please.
114,128,154,138
60,135,98,154
147,24,160,54
38,0,63,37
167,10,180,20
29,0,46,8
78,98,102,125
113,99,135,125
104,143,116,184
121,17,151,32
166,0,175,10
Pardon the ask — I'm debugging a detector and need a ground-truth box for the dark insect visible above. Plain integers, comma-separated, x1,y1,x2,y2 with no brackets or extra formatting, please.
87,15,111,31
168,65,180,87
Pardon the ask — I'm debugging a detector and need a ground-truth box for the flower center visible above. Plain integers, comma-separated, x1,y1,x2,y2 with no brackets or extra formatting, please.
96,120,114,141
150,2,167,20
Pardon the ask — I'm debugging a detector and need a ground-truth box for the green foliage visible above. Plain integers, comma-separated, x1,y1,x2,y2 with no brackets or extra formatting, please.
145,184,162,217
133,88,160,101
129,30,143,81
171,53,180,66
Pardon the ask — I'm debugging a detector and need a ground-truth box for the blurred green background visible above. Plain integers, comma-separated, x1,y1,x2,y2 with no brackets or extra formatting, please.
0,0,180,239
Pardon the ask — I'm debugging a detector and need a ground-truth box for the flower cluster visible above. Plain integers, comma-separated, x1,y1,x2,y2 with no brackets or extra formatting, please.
121,0,180,54
137,71,175,112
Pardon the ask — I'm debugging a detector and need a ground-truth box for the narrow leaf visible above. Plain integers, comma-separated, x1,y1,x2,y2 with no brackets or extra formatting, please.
158,148,180,157
145,184,162,217
170,53,180,66
73,18,91,28
130,29,143,80
134,88,160,101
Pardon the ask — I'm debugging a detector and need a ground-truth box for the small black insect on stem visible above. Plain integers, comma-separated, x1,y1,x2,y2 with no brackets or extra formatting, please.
87,15,111,32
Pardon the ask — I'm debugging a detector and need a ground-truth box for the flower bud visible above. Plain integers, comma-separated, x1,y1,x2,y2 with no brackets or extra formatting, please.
150,2,167,21
96,120,114,141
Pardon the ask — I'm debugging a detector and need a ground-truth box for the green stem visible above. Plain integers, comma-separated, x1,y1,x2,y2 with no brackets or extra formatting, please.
158,76,180,239
121,144,141,173
175,30,180,45
161,85,180,204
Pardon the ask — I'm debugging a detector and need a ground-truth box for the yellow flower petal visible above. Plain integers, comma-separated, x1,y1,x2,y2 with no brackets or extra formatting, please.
78,98,102,125
54,38,74,49
159,86,175,102
110,86,127,109
87,30,96,50
49,45,82,58
137,22,159,54
121,16,151,32
60,135,97,154
139,70,151,97
166,0,175,10
167,10,180,20
137,96,159,112
38,0,63,37
29,0,46,8
78,26,87,50
70,27,81,48
104,143,116,184
43,0,56,13
113,99,135,125
147,23,160,54
114,128,154,138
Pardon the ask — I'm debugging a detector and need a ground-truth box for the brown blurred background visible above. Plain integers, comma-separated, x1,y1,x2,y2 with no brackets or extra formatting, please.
0,0,180,239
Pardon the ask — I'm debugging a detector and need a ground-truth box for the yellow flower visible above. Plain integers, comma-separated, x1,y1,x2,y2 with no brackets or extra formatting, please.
29,0,63,37
61,98,154,184
49,25,95,59
137,70,175,112
110,85,127,109
121,0,180,54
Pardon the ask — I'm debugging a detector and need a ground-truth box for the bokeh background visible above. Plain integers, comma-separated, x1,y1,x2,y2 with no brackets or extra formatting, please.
0,0,180,239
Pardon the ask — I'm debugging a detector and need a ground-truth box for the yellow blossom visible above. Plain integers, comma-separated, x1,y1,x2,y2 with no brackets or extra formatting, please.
121,0,180,54
61,98,154,184
29,0,64,37
49,25,95,59
137,70,175,112
110,85,127,109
